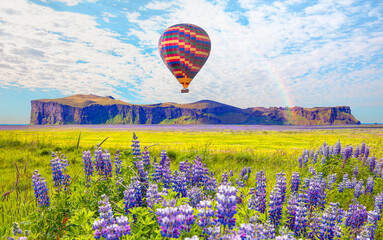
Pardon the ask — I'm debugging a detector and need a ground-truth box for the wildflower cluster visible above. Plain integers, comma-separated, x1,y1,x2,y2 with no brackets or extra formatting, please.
93,195,131,240
28,133,383,240
156,204,195,238
32,170,50,207
51,153,70,190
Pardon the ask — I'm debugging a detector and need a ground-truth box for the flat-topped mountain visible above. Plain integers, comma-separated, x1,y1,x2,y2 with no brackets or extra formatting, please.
30,94,360,125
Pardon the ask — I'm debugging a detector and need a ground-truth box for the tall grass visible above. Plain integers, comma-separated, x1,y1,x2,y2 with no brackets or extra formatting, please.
0,127,382,229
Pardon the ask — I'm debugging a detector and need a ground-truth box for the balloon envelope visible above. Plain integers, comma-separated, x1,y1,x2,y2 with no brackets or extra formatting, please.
158,23,211,92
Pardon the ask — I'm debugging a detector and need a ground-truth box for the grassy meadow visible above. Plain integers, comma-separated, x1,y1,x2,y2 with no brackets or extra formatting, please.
0,125,382,239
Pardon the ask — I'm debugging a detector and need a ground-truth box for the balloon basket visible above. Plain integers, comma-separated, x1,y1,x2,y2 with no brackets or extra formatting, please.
181,89,189,93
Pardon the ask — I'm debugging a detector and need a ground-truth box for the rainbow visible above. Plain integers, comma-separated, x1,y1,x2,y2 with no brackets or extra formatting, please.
253,49,298,123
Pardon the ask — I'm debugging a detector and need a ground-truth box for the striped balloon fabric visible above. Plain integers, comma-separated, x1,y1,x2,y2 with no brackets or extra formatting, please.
158,24,211,92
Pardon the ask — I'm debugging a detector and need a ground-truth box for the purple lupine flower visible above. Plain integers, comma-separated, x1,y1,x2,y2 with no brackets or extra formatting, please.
335,208,345,226
319,203,338,240
345,179,354,189
32,170,50,207
240,167,248,179
370,155,376,173
185,236,199,240
319,178,327,210
276,172,287,204
131,132,141,162
156,204,195,238
338,182,344,193
366,176,374,194
304,155,309,167
374,159,383,176
330,146,334,156
215,185,238,229
313,152,318,165
235,178,244,188
291,172,300,192
97,195,115,226
352,177,357,188
347,145,353,159
303,177,310,189
308,176,321,211
255,170,267,213
286,194,298,231
365,146,370,158
178,204,196,233
124,179,142,214
360,141,366,155
374,194,383,220
294,200,307,237
324,144,330,158
114,150,122,176
229,169,233,177
11,222,23,237
191,156,205,187
321,156,326,165
248,192,257,210
308,213,321,240
206,226,221,239
179,160,192,185
93,194,131,240
327,174,336,190
142,146,150,166
204,176,217,195
163,168,172,189
367,210,379,240
334,140,341,155
172,170,187,197
146,184,161,208
277,226,296,240
309,166,316,176
152,162,161,182
264,220,276,239
197,200,215,234
51,156,65,187
187,186,203,208
353,165,359,178
101,150,113,179
82,150,94,182
160,150,167,166
354,146,360,158
94,147,103,173
345,200,368,236
238,223,256,239
269,185,282,229
135,159,149,184
354,180,363,198
342,173,348,186
179,160,189,173
124,183,137,214
335,224,342,239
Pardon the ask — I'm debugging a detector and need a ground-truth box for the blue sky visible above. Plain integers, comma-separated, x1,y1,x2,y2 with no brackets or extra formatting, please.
0,0,382,124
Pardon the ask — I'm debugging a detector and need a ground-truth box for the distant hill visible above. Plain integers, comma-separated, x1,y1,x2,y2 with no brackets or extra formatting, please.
30,94,361,125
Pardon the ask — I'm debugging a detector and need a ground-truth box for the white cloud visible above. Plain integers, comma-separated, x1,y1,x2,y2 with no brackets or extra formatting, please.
48,0,98,6
0,0,154,100
122,0,382,108
0,0,382,113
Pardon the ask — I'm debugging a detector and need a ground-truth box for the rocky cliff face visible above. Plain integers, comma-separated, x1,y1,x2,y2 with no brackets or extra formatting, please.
30,94,361,125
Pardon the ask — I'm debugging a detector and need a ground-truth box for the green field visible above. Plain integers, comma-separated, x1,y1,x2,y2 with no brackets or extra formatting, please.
0,126,382,239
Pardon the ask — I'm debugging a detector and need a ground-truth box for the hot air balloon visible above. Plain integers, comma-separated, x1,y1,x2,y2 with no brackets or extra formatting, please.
158,23,211,93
